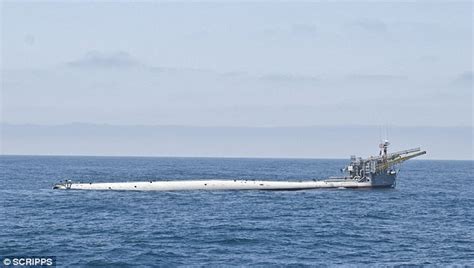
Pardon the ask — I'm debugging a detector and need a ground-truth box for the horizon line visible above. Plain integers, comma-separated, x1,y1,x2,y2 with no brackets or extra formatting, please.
0,153,470,162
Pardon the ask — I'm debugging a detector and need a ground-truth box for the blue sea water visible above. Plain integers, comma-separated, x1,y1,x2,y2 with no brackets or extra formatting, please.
1,156,473,266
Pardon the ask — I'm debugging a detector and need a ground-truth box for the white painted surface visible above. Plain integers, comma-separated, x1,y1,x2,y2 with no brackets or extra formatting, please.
55,179,374,191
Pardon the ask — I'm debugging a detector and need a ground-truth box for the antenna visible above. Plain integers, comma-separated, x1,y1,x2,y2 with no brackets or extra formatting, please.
378,125,382,144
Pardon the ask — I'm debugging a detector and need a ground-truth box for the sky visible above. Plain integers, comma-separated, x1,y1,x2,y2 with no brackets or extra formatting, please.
2,124,472,160
0,1,473,159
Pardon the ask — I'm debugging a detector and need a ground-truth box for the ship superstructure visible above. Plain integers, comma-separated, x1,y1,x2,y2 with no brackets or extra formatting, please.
336,140,426,187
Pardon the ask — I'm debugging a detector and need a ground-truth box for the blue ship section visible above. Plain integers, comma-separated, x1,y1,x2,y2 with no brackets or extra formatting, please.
370,172,397,188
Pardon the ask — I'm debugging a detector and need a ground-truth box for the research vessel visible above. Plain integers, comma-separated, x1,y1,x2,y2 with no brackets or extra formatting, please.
53,141,425,191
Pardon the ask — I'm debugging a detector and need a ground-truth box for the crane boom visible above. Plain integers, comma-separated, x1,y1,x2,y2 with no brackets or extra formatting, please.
376,150,426,172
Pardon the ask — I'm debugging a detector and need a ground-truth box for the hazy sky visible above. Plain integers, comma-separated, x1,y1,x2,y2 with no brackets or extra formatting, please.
1,1,473,127
2,124,472,160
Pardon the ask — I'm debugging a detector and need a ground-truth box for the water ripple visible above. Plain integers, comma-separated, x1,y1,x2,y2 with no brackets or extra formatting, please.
1,156,473,266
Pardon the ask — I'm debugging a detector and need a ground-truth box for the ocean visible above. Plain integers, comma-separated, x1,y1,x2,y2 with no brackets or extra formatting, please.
1,156,473,266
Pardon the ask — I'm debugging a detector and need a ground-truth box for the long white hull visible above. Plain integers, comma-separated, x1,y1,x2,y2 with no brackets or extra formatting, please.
53,179,384,191
53,143,424,191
